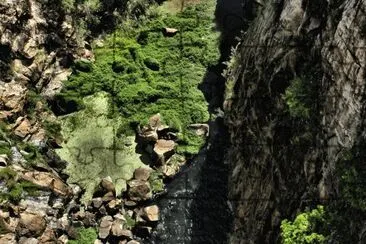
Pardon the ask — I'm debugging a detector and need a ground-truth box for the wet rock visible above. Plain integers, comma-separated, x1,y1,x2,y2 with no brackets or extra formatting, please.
98,216,113,239
133,167,150,181
19,237,39,244
153,139,176,164
127,180,152,201
142,205,159,222
101,176,115,193
0,233,16,244
18,211,46,236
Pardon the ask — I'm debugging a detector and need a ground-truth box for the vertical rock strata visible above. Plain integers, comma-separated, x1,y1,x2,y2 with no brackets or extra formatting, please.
225,0,366,243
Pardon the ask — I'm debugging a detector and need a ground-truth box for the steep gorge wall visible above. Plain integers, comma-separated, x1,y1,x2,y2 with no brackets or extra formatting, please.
225,0,366,243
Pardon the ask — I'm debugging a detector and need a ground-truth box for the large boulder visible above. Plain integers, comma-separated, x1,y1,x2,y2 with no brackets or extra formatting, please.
127,180,152,201
142,205,159,222
20,171,72,197
153,139,176,165
18,211,46,236
133,167,151,181
98,216,113,239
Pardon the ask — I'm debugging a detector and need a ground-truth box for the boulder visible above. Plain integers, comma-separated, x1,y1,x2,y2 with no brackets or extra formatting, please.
127,180,152,201
127,240,140,244
110,219,125,237
14,118,32,138
19,237,39,244
92,197,103,208
0,233,16,244
18,211,46,236
0,154,8,167
98,216,113,239
153,139,176,164
142,205,159,222
38,227,56,243
0,82,27,113
162,27,179,37
188,123,209,136
101,176,115,193
57,234,68,244
133,167,151,181
20,171,72,196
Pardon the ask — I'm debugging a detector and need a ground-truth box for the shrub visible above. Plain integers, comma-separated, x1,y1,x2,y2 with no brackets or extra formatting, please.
281,205,328,244
283,77,310,119
68,227,97,244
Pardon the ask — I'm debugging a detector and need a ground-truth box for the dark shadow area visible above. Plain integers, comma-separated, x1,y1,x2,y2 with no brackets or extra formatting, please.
146,1,247,243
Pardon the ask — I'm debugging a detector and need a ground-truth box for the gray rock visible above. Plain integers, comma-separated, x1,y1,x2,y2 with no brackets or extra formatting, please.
98,215,113,239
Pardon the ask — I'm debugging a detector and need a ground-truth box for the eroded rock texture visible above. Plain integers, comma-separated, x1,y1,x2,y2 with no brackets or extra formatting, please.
225,0,366,243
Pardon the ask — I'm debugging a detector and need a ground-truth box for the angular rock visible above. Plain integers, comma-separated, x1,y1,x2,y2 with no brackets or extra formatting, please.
0,81,27,113
0,154,8,167
14,118,32,138
101,176,115,193
0,233,16,244
98,215,113,239
163,27,179,37
111,219,125,237
19,237,39,244
58,234,68,244
142,205,159,222
38,227,56,243
133,167,151,181
127,240,140,244
20,171,72,196
18,211,46,236
92,197,103,208
153,139,176,164
102,191,115,202
127,180,152,201
83,211,96,227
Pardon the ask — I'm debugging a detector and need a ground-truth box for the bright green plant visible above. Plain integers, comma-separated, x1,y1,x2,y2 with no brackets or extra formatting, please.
283,77,311,119
281,205,328,244
68,227,98,244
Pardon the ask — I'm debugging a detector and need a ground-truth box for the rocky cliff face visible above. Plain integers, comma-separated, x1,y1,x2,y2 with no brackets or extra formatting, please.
225,0,366,243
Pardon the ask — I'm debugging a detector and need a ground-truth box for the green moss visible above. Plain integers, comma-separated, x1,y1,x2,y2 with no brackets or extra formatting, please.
282,77,311,119
74,58,93,72
56,0,218,152
68,227,98,244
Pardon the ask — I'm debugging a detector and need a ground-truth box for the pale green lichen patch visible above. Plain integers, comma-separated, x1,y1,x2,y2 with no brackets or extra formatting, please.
56,92,147,203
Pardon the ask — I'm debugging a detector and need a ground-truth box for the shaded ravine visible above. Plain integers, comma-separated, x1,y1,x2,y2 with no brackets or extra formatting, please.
146,1,245,243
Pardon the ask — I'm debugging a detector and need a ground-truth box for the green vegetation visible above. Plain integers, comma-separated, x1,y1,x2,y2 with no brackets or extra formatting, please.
283,77,311,119
56,0,218,154
68,227,98,244
0,167,40,203
280,205,328,244
149,169,164,193
124,214,136,229
56,93,147,203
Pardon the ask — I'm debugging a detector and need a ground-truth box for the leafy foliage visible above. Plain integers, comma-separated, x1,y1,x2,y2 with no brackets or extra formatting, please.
283,77,311,119
57,1,218,153
68,227,98,244
280,205,328,244
149,169,164,193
